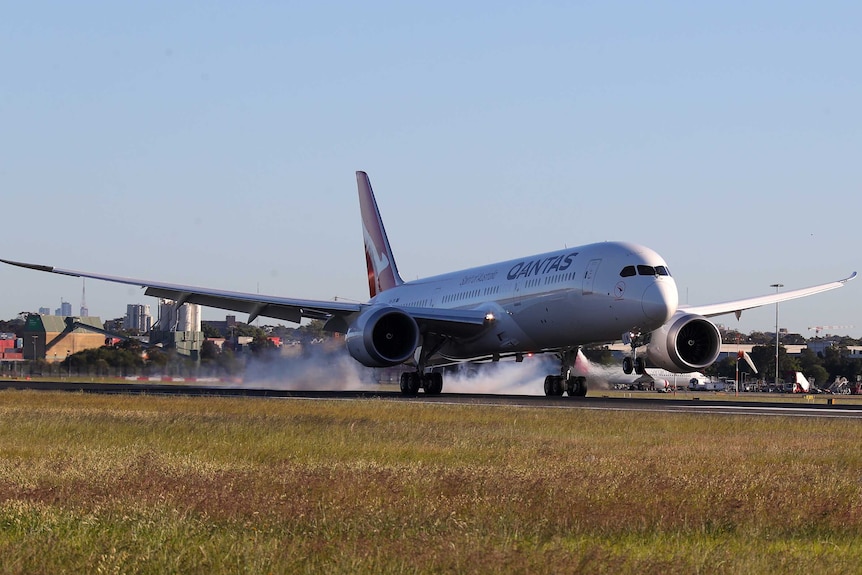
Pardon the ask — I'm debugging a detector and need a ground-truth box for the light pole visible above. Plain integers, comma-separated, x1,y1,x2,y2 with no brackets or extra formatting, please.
770,283,784,387
31,336,37,376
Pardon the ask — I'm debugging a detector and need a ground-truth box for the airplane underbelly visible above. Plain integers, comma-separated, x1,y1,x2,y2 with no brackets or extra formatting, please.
515,292,641,348
434,287,649,360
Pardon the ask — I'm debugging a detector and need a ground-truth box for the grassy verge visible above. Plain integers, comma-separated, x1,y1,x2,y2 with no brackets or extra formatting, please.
1,390,861,574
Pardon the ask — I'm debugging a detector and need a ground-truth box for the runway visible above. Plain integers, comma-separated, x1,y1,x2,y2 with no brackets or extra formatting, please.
3,379,862,419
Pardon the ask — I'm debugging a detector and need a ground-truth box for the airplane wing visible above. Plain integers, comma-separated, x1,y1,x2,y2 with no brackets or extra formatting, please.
679,272,857,320
0,257,491,335
0,257,361,324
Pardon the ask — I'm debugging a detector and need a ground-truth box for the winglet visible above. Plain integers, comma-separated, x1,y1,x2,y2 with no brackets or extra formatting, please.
356,171,403,297
0,258,76,276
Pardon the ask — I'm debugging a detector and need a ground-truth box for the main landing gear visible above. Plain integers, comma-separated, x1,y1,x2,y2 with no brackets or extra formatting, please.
399,371,443,396
543,348,587,397
399,336,447,396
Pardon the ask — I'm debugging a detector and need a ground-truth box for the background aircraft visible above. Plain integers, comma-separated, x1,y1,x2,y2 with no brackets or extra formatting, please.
2,172,855,397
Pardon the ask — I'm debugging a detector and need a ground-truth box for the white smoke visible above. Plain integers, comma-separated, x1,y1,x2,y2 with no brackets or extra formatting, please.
440,358,557,395
230,346,621,395
439,351,618,395
238,347,373,391
572,349,618,391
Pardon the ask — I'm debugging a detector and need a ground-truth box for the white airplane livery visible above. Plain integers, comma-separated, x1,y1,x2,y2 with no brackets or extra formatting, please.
2,171,856,397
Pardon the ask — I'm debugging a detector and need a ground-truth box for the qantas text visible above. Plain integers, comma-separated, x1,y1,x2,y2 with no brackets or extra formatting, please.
507,252,579,281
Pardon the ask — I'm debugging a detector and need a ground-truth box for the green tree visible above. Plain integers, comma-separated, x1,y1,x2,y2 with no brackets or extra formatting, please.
821,345,862,384
748,332,775,345
249,334,276,356
233,324,267,338
797,348,827,387
749,345,795,382
705,355,739,380
297,320,328,341
0,317,24,337
94,358,110,376
200,340,220,362
145,348,170,370
65,345,145,376
202,323,223,339
217,348,242,375
782,332,807,345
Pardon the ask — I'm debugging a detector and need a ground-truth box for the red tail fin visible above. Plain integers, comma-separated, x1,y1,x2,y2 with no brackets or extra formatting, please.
357,171,403,297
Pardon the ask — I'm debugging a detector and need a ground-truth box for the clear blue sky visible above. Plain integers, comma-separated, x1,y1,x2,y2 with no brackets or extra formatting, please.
2,2,860,338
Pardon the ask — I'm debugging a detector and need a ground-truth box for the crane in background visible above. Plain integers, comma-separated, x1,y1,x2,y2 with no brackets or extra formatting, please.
807,325,854,336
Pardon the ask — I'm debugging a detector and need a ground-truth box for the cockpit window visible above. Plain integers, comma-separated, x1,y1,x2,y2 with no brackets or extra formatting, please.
622,264,672,277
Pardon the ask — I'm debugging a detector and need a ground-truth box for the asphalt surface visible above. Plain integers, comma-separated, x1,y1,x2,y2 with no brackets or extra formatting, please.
2,379,861,418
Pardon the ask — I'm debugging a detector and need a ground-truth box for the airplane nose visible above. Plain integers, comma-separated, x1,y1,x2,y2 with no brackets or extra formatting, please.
642,280,677,324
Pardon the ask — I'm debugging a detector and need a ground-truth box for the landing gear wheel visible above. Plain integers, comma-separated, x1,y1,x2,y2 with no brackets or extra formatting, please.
424,372,443,395
622,356,633,375
634,357,646,375
566,376,587,397
544,375,555,396
400,372,420,396
544,375,565,396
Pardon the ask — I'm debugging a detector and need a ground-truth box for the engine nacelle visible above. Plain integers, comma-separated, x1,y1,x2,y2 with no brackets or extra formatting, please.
645,313,722,372
345,306,420,367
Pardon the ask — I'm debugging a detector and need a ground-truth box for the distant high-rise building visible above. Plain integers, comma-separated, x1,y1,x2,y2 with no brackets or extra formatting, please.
80,280,88,317
55,300,72,317
39,307,51,315
124,304,152,333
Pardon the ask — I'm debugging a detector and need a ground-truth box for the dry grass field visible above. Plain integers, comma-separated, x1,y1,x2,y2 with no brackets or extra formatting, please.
1,389,861,574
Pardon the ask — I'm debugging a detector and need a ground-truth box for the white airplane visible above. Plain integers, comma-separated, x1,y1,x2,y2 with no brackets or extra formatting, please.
1,172,856,397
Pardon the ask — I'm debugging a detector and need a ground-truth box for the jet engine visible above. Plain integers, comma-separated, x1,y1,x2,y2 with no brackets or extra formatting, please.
644,313,722,372
345,306,420,367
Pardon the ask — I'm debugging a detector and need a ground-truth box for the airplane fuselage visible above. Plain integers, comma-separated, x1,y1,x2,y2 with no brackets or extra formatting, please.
369,241,679,361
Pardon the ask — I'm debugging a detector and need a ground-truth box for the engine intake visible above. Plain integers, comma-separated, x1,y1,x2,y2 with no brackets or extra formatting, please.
645,313,722,372
345,306,420,367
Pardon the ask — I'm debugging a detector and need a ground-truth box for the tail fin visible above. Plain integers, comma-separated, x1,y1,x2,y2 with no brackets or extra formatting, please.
356,171,403,297
793,372,811,393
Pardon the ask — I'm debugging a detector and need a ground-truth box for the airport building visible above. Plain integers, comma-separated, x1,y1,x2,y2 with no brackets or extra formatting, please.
149,300,204,359
22,313,106,362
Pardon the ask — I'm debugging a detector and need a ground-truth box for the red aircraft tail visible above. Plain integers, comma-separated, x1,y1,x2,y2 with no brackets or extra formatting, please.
356,171,403,297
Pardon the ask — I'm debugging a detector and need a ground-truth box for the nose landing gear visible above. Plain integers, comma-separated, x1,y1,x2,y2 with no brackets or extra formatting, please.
622,331,649,375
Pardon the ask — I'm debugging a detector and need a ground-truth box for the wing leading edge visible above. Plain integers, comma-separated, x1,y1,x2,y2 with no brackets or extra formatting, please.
680,272,857,320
